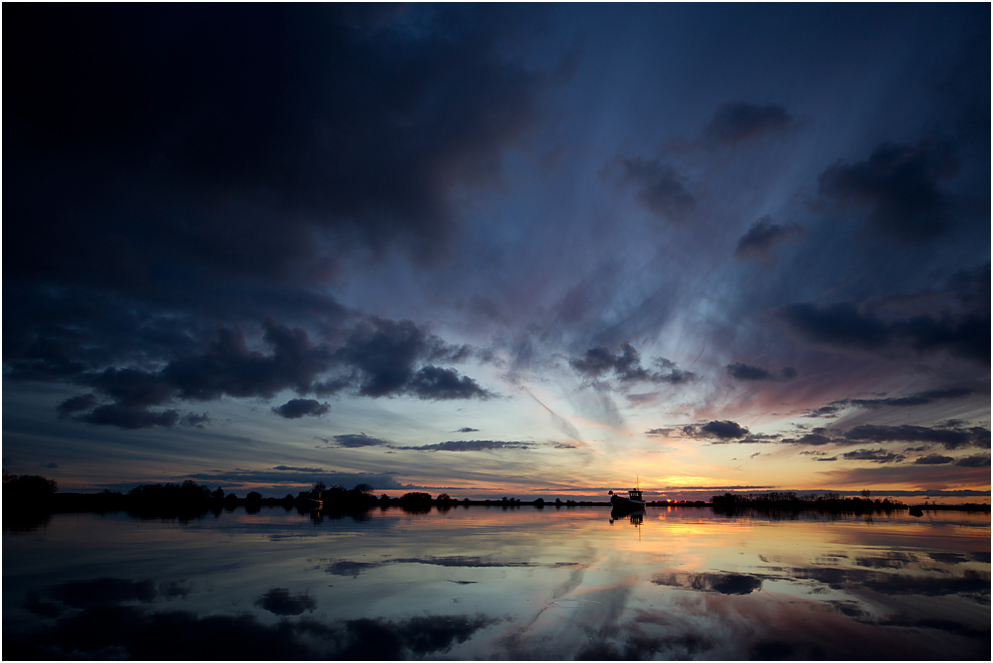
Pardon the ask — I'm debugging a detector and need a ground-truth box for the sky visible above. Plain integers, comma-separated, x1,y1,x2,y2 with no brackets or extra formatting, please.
4,3,990,503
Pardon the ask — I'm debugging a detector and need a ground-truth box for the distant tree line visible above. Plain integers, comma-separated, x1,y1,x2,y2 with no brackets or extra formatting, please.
710,490,905,514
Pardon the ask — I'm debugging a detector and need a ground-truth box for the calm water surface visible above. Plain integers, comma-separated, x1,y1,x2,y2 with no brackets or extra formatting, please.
4,506,990,659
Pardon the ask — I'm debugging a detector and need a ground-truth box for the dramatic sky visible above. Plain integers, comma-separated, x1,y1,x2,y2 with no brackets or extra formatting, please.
5,4,990,502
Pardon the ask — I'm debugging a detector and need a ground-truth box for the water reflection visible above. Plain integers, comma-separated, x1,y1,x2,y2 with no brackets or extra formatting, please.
4,506,989,659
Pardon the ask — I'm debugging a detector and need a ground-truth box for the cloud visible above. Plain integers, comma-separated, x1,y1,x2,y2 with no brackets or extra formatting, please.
844,386,976,409
843,424,990,450
255,588,316,616
652,572,763,595
956,454,991,468
688,420,750,440
44,315,492,428
46,578,158,608
913,454,953,465
815,463,993,490
734,216,806,260
614,157,695,222
779,302,890,351
703,102,792,146
402,440,535,452
841,448,906,463
455,427,479,433
817,140,958,242
55,393,98,420
327,433,391,448
272,399,330,419
726,362,796,381
164,318,334,402
778,299,990,364
570,343,693,384
332,317,487,400
406,366,491,400
180,412,211,428
802,405,842,418
6,4,550,291
6,602,497,660
76,405,180,429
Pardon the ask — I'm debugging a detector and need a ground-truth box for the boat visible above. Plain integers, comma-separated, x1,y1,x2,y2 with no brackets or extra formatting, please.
609,477,646,511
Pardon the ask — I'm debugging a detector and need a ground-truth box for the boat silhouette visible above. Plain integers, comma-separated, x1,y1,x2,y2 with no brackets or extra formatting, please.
608,476,646,513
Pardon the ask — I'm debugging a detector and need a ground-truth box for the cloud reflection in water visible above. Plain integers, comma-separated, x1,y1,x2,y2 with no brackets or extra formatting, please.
2,507,989,660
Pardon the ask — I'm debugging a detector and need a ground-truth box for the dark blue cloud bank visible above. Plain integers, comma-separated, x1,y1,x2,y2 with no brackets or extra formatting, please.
3,4,989,497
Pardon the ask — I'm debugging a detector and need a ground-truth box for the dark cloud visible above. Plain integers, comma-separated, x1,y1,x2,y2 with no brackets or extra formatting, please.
47,578,158,608
325,560,387,578
329,433,391,448
164,318,334,402
326,556,537,576
180,412,211,428
455,427,479,433
696,420,749,440
779,297,990,364
272,399,330,419
76,405,180,430
5,4,548,290
615,157,695,222
55,393,98,420
703,102,792,146
845,386,976,409
5,603,497,660
403,440,535,452
407,366,491,400
843,424,990,450
726,362,796,382
727,362,773,381
788,566,990,598
780,423,991,452
332,317,486,399
255,588,316,616
40,315,490,428
87,367,178,408
841,448,906,463
570,343,693,384
802,406,842,419
956,455,991,468
652,572,763,595
913,454,954,465
391,556,537,568
817,140,959,242
779,302,890,351
734,216,806,261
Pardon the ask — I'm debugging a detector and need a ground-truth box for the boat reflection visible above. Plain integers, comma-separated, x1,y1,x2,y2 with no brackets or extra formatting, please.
609,506,645,526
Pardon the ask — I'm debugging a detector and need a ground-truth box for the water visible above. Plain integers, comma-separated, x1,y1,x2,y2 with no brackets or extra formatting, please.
3,505,989,660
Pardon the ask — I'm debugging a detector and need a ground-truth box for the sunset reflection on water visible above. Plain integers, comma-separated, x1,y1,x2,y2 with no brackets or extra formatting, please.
4,506,989,659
